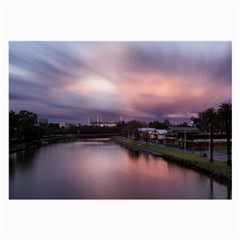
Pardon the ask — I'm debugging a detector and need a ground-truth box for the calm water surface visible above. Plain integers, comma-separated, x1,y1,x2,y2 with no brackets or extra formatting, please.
9,139,230,199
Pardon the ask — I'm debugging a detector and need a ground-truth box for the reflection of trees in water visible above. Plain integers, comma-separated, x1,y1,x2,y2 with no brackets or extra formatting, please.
181,169,230,199
9,148,40,178
127,148,158,163
9,155,17,178
127,148,141,160
227,184,232,199
195,170,209,185
144,153,153,163
209,177,232,199
210,178,214,199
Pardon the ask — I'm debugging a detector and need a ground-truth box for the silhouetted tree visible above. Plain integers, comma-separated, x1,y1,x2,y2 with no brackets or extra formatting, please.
148,121,168,129
9,110,17,139
163,119,171,128
218,102,232,166
9,110,40,140
202,108,217,162
126,120,146,139
191,103,232,164
177,122,189,127
191,116,201,129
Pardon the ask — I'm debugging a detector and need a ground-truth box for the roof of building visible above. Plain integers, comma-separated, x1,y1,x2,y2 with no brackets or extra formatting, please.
169,127,200,133
138,128,168,134
138,128,155,132
152,129,168,134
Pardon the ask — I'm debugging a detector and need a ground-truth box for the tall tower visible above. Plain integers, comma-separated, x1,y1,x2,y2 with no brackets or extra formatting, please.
88,117,91,126
97,114,100,126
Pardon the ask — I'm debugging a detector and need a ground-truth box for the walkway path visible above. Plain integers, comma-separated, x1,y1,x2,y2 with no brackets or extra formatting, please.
147,142,228,162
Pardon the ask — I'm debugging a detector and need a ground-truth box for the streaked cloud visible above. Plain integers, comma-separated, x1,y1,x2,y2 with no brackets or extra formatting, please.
9,41,231,123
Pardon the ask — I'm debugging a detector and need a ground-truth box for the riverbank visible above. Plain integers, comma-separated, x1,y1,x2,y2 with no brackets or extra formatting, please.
9,133,117,154
112,136,231,185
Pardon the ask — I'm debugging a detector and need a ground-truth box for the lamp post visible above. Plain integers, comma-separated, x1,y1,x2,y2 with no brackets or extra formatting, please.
184,131,186,151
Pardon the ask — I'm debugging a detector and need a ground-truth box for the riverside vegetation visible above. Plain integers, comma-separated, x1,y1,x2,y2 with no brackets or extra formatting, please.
113,136,231,185
9,102,232,182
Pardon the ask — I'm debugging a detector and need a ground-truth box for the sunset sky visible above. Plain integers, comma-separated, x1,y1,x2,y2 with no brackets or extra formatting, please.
9,41,231,124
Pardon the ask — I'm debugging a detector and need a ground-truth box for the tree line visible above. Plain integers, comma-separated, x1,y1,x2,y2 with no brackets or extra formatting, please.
9,110,123,141
191,102,232,166
9,102,231,166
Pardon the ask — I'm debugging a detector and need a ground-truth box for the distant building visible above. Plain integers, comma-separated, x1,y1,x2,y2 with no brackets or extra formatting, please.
88,117,91,126
151,129,168,140
168,126,200,141
59,122,66,128
89,121,117,127
99,122,117,127
88,114,117,127
138,128,167,141
39,118,48,124
169,127,200,135
168,126,200,149
138,128,155,133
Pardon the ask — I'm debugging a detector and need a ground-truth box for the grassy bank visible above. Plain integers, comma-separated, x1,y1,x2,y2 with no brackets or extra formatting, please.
112,136,231,184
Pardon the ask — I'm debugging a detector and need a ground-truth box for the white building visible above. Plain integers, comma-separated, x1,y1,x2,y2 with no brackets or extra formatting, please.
88,114,117,127
138,128,168,141
59,122,66,128
99,122,117,127
150,129,168,139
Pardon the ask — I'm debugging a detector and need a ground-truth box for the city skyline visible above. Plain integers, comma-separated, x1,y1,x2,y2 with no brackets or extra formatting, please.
9,41,231,124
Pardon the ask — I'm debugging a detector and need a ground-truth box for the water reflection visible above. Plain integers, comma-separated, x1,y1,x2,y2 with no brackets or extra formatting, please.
210,178,214,199
227,185,232,199
126,148,141,160
9,148,39,177
9,139,230,199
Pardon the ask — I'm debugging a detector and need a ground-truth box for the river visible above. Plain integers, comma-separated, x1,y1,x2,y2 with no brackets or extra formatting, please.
9,138,230,199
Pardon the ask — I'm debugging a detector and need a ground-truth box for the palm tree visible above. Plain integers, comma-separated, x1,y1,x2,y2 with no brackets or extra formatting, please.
218,103,232,166
204,108,217,162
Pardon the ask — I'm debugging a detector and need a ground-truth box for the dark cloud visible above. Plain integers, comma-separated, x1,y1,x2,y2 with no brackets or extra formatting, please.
9,41,231,124
9,42,89,89
9,93,37,101
125,42,231,84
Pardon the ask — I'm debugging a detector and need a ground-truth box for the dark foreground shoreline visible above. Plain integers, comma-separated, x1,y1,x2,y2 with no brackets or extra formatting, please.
9,133,117,154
